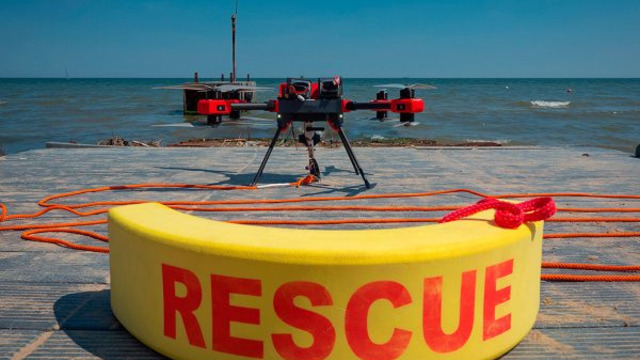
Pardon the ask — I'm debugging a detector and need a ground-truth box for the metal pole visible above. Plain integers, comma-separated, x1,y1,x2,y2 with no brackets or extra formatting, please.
231,13,237,83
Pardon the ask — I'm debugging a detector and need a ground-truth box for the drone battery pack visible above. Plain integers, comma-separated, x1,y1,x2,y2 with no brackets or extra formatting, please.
390,98,425,113
197,99,231,115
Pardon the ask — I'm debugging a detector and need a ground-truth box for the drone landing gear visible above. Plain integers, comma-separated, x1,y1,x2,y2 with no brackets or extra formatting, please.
301,121,322,178
251,127,283,187
250,123,371,189
207,115,222,126
335,125,371,189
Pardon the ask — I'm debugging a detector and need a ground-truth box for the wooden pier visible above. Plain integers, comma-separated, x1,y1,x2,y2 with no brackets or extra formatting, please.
0,146,638,359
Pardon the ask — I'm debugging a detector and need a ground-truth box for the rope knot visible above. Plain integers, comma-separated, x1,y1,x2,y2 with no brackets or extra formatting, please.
440,197,556,229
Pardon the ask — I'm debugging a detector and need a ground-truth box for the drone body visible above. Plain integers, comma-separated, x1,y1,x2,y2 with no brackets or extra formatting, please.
197,77,426,189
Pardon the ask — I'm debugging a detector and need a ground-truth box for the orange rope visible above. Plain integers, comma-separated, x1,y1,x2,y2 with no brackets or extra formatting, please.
542,262,640,271
541,274,640,282
21,228,109,253
0,184,638,282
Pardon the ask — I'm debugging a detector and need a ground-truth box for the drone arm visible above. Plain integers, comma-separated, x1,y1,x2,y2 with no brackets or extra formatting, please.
198,99,278,115
345,101,391,111
230,102,273,111
344,98,424,113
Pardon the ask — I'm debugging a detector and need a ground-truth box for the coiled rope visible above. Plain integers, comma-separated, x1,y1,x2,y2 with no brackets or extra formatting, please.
1,183,638,282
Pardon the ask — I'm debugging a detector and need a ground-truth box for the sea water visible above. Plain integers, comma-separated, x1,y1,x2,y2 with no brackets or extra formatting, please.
0,78,638,154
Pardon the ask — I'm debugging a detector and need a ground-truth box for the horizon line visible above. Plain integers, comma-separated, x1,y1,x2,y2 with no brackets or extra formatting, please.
2,76,640,80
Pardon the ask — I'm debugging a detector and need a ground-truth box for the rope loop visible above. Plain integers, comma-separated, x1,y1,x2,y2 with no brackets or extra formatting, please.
0,203,6,222
440,197,556,229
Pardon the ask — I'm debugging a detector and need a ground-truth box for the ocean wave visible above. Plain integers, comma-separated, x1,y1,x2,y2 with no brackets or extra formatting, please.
530,100,570,109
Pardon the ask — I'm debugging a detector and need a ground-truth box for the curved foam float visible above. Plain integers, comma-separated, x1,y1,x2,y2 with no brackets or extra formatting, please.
109,203,543,360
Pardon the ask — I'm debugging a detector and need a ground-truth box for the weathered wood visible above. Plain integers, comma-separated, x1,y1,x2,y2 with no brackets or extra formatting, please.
17,330,166,360
0,330,43,360
0,147,638,359
506,327,640,359
0,283,110,331
5,328,640,360
0,252,109,284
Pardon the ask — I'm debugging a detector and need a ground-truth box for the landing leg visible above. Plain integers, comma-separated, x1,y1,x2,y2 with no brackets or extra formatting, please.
336,127,371,189
330,121,359,174
303,121,321,178
342,137,360,175
207,115,222,126
250,127,282,186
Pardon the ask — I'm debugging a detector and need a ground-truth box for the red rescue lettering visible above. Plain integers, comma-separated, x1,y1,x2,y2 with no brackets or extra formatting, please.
345,281,412,360
483,259,514,340
211,274,263,358
423,270,476,353
272,281,336,360
160,258,516,359
161,264,206,348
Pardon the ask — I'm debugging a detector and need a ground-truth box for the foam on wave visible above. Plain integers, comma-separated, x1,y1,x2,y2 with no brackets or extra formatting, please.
530,100,570,109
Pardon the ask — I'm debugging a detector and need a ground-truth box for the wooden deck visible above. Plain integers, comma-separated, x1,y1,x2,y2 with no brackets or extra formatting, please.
0,146,638,359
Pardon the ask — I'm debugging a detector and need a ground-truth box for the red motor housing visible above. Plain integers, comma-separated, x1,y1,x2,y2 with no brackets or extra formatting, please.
390,98,424,113
197,99,236,115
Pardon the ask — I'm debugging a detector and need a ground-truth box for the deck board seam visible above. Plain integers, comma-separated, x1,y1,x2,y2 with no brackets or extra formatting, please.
9,330,52,360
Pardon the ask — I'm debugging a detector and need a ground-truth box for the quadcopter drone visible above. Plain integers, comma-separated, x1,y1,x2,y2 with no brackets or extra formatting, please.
197,77,426,189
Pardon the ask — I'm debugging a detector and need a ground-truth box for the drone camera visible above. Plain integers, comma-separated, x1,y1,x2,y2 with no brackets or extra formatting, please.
318,77,342,99
285,79,313,99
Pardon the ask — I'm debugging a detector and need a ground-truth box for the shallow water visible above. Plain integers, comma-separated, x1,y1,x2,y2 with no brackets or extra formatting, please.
0,78,638,154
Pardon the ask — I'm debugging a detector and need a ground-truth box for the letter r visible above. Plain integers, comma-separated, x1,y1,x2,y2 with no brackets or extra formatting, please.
161,263,206,348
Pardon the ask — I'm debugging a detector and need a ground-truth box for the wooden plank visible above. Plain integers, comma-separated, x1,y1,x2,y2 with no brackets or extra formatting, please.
504,327,640,359
0,252,109,284
537,283,640,329
0,330,42,360
24,330,166,360
0,283,111,331
7,328,640,360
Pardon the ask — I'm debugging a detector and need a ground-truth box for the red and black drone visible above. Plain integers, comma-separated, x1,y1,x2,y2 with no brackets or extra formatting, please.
197,77,426,189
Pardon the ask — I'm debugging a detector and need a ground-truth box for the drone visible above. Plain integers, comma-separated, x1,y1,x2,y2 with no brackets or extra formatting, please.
197,77,426,189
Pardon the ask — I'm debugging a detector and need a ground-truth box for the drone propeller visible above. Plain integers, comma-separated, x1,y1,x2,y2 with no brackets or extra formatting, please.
214,84,273,92
151,123,196,128
393,121,420,127
152,83,217,91
374,83,437,90
154,83,272,92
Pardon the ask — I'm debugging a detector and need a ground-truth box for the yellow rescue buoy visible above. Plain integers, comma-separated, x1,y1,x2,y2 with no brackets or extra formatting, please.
109,202,543,360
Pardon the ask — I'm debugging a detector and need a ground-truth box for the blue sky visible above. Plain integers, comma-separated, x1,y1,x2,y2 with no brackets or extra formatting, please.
1,0,639,78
